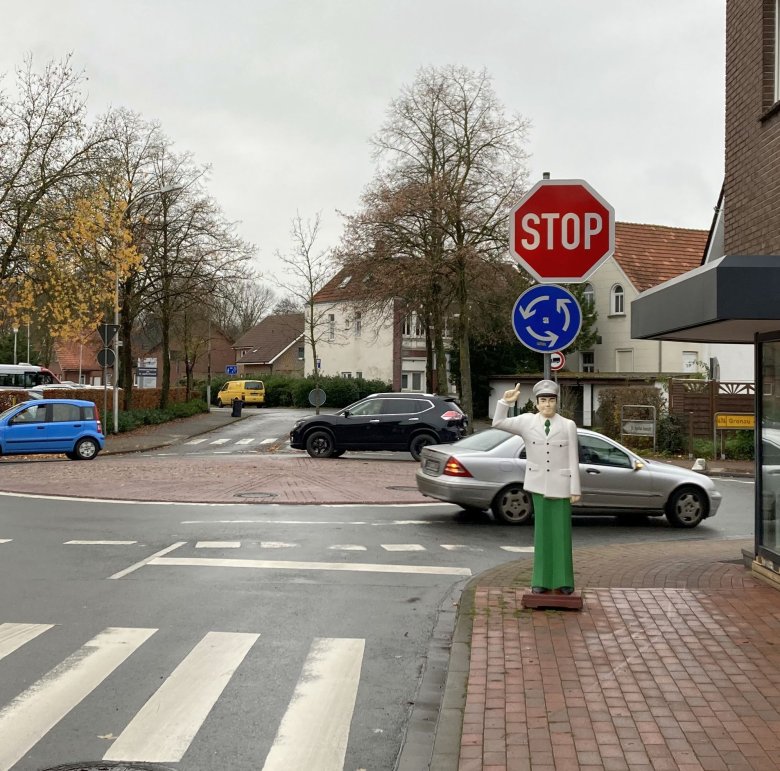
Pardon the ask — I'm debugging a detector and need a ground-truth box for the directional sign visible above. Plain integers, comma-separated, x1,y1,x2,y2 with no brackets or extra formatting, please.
225,365,238,375
511,284,582,353
550,351,566,371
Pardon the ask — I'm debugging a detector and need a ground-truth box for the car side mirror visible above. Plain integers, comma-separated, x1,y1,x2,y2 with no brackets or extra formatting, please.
633,459,645,470
343,410,350,418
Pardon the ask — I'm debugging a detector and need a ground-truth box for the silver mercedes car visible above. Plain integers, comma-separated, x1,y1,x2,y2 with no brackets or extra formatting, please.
415,428,722,528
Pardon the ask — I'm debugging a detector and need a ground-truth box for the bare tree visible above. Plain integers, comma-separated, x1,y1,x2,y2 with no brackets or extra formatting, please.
211,274,276,340
342,65,531,421
272,212,335,412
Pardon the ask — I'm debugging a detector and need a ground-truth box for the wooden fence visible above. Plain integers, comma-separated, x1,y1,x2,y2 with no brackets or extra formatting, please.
668,379,754,438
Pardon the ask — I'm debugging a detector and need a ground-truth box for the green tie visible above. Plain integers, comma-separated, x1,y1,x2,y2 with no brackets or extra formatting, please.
544,419,550,435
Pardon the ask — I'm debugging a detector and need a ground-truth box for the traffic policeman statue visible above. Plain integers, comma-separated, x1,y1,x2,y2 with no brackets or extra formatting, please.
493,379,581,595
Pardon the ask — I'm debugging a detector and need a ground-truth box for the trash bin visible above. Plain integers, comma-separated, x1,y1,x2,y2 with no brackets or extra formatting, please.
231,398,243,417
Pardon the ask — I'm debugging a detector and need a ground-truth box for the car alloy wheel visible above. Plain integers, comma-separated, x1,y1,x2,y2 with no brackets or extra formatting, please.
665,485,707,528
491,483,534,525
305,429,336,458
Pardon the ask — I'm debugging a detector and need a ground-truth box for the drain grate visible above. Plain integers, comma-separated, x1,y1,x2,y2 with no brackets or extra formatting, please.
234,491,278,499
41,763,177,771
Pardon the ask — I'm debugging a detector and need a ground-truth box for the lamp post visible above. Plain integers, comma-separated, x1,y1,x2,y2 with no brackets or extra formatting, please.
113,184,182,433
12,326,18,365
26,322,30,363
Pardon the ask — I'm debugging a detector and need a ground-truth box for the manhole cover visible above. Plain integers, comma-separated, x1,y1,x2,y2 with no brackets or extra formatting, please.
234,491,278,499
385,485,419,491
42,764,176,771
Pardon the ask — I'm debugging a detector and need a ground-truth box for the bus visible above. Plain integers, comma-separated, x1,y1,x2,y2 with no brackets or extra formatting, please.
0,364,62,389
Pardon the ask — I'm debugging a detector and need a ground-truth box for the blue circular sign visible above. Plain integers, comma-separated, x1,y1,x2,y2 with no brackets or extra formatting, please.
511,284,582,353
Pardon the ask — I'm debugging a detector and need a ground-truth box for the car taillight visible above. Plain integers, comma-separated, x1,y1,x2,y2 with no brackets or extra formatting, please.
441,410,462,421
443,457,472,477
93,405,103,435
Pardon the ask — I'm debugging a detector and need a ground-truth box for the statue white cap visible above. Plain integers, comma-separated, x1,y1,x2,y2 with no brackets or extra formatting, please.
532,379,559,399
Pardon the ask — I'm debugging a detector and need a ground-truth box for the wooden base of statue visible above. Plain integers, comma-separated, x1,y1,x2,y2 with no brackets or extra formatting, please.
521,590,583,611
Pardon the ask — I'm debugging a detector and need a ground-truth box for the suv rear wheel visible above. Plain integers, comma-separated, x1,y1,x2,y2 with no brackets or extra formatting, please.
409,432,437,462
305,429,337,458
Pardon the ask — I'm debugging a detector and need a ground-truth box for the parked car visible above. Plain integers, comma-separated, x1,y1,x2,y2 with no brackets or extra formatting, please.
289,392,468,460
217,379,265,407
0,398,105,460
416,428,722,528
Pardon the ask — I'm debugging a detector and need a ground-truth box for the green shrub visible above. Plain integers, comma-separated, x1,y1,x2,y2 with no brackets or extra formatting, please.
101,398,208,434
657,415,685,455
725,430,755,460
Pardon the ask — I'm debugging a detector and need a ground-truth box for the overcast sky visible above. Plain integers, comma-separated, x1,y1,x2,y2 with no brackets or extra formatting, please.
3,1,726,284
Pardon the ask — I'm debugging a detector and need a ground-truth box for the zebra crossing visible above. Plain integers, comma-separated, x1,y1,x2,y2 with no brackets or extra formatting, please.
180,435,277,448
0,621,365,770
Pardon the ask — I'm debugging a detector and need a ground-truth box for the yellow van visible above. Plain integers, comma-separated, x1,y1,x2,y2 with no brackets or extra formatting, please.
217,379,265,407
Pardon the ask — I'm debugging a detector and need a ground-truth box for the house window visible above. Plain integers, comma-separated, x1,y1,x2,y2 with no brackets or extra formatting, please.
582,283,595,308
297,346,304,360
402,313,424,337
356,371,363,380
341,371,352,378
581,351,595,373
610,285,625,315
682,351,698,373
328,313,335,341
355,311,362,337
401,372,423,391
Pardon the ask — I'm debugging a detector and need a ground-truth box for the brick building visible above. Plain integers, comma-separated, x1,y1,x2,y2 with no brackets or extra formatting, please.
633,0,780,581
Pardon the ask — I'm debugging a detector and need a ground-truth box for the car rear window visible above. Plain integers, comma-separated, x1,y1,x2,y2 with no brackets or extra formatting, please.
381,398,432,415
454,429,514,452
245,381,263,390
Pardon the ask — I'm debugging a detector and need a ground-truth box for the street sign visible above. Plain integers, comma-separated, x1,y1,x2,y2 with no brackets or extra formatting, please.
622,419,655,437
715,413,755,429
509,179,615,283
309,388,326,407
550,351,566,371
97,323,120,346
97,348,115,368
225,365,238,375
511,285,582,353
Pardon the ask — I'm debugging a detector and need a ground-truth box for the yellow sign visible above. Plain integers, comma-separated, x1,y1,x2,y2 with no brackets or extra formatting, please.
715,414,755,429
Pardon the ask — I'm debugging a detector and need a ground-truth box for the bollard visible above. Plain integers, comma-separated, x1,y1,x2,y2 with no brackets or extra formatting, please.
231,398,243,417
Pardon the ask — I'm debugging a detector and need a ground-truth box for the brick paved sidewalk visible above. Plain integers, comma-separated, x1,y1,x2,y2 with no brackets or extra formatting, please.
446,539,780,771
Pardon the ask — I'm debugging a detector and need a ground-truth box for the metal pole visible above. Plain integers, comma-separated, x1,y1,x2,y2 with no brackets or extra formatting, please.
113,268,120,433
544,352,551,380
26,322,30,363
12,328,18,365
206,318,212,411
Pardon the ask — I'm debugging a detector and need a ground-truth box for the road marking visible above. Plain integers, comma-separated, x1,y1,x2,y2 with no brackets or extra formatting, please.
328,544,367,551
441,544,484,552
259,541,297,549
149,556,471,577
500,546,534,553
65,540,137,546
236,437,256,445
262,638,364,771
0,540,11,544
210,438,230,445
381,544,426,552
104,631,259,763
0,626,156,771
260,438,276,444
195,541,241,549
109,541,187,580
0,623,54,661
185,437,209,445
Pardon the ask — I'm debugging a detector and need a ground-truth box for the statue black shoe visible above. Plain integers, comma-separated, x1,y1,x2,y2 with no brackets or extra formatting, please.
531,586,548,594
558,586,574,595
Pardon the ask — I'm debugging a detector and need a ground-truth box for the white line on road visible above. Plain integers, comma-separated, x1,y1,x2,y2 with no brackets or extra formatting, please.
210,438,230,445
236,437,256,445
109,541,187,580
149,556,472,577
260,438,276,444
185,437,209,445
0,623,54,661
329,544,367,551
195,541,241,548
500,546,534,553
65,540,138,546
441,544,484,552
104,631,259,763
0,540,11,544
0,626,156,771
381,544,426,552
259,541,297,549
262,638,364,771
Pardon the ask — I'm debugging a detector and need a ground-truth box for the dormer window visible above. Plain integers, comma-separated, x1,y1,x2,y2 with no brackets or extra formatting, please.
338,275,352,289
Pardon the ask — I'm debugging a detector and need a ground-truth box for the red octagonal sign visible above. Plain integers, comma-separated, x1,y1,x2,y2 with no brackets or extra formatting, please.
509,179,615,283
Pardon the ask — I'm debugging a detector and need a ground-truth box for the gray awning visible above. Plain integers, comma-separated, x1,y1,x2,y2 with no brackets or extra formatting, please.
631,255,780,343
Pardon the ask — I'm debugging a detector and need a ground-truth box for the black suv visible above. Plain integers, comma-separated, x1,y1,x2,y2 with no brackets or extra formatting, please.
289,392,468,460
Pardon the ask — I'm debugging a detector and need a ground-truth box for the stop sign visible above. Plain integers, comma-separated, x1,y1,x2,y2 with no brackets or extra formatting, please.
509,179,615,283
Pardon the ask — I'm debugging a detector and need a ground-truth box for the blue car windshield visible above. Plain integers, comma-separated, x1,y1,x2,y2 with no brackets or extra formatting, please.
454,428,514,452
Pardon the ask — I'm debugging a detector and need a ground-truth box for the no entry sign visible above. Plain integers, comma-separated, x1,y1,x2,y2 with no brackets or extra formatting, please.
509,179,615,283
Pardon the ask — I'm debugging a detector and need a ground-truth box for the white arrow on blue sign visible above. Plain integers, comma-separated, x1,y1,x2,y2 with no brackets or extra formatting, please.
511,284,582,353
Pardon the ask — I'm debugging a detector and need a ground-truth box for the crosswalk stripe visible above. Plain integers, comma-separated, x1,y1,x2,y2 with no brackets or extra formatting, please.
0,540,11,545
0,623,54,661
236,437,256,445
259,541,296,549
262,638,364,770
0,626,156,771
210,438,230,445
104,631,259,763
328,544,367,551
185,437,209,445
150,556,472,577
195,541,241,548
65,540,137,545
501,546,534,553
259,438,276,444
